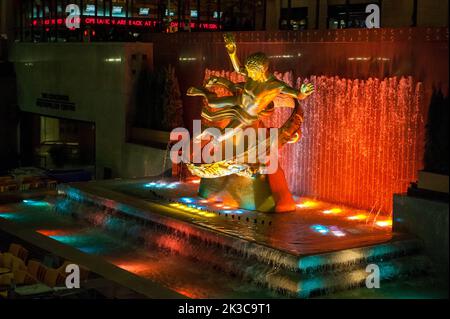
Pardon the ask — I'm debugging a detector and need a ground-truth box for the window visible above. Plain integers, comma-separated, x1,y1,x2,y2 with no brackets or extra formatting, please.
280,7,308,30
328,2,380,29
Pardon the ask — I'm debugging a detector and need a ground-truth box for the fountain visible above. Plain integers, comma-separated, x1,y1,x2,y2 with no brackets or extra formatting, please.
0,33,434,298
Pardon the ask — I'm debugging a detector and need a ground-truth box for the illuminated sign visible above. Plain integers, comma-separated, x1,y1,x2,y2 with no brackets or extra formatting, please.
139,8,150,15
32,17,218,30
165,9,175,16
112,6,123,14
190,10,198,18
213,11,223,19
85,4,95,13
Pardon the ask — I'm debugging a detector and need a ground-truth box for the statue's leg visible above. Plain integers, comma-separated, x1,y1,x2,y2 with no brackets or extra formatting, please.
267,166,296,213
207,95,238,109
187,86,217,99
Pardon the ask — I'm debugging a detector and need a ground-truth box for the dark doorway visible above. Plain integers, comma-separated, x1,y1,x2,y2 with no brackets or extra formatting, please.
20,113,96,172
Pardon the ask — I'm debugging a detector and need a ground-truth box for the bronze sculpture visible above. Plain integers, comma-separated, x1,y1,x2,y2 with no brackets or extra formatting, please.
186,33,314,212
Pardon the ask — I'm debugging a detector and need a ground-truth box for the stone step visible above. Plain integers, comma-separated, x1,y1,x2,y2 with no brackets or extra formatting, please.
217,253,432,298
59,187,422,273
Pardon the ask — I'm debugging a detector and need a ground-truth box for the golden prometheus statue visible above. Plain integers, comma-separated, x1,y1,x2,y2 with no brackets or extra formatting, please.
186,33,314,212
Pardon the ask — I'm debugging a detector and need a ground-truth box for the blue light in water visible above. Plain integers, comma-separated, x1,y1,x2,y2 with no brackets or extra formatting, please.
154,182,167,188
144,182,157,188
311,224,329,234
0,213,20,220
49,235,79,245
22,199,50,207
222,210,244,214
49,235,107,254
298,255,324,271
298,278,324,298
77,246,106,254
144,181,179,189
180,197,195,204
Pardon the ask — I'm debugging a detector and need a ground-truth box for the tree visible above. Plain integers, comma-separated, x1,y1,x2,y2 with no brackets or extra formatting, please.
161,65,184,131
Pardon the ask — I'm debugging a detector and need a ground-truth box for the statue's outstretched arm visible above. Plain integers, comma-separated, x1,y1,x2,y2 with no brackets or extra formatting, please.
206,76,241,94
224,33,247,75
281,82,314,100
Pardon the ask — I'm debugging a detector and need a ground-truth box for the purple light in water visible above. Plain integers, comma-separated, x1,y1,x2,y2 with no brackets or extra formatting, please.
329,226,346,237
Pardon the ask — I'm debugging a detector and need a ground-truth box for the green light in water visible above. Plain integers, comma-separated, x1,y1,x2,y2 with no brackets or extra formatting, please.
0,212,21,220
22,199,51,207
49,234,108,254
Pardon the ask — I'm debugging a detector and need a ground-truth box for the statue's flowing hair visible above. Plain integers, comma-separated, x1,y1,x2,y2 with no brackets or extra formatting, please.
244,52,269,73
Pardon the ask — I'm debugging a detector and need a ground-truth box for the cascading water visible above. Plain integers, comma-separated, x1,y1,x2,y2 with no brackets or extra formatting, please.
204,70,426,214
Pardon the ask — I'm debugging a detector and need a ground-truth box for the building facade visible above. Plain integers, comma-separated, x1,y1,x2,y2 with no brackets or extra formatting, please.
7,0,450,42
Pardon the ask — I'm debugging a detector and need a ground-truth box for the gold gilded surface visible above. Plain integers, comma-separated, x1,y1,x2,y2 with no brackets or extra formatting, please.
186,33,314,179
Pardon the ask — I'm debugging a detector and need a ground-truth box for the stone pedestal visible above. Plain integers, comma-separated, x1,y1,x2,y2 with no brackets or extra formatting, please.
198,174,276,212
394,194,449,279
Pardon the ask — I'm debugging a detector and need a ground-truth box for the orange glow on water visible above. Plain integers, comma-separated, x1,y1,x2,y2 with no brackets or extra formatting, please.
347,214,368,221
375,220,393,227
36,229,76,236
323,208,343,214
296,200,319,209
174,287,204,299
156,234,183,252
115,261,152,274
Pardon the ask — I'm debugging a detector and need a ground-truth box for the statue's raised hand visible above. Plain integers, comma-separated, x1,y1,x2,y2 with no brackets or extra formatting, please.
300,83,315,97
224,33,237,55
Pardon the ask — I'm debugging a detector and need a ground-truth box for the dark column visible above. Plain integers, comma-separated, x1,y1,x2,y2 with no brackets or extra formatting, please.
218,0,222,29
197,0,200,29
31,0,34,41
19,0,24,41
315,0,320,29
80,0,83,41
178,0,181,30
345,0,349,28
287,0,292,30
263,0,267,30
412,0,418,27
55,0,58,42
252,0,256,30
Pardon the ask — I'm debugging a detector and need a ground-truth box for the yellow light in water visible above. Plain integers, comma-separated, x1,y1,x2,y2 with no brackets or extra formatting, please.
296,200,318,208
170,202,215,218
323,208,343,214
375,220,392,227
347,214,367,221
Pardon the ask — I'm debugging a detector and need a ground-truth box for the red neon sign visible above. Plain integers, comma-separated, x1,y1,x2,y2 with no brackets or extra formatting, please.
31,17,218,30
